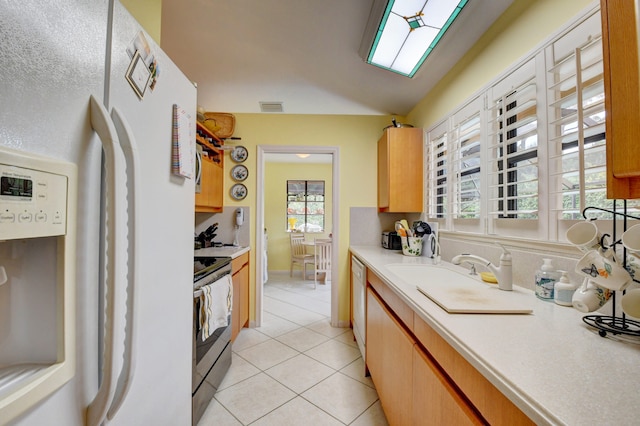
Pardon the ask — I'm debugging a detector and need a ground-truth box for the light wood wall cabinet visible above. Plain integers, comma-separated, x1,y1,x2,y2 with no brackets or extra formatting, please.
600,0,640,198
196,122,224,213
377,127,424,212
231,252,250,341
364,266,534,425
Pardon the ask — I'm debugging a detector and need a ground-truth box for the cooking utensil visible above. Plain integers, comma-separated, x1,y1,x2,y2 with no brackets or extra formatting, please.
395,221,408,237
412,221,432,237
399,219,412,237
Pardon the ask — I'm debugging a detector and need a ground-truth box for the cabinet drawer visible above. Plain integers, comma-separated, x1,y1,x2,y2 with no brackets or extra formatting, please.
231,252,249,272
367,269,414,330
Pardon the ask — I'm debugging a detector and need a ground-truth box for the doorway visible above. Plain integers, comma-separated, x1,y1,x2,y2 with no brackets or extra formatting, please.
255,145,340,327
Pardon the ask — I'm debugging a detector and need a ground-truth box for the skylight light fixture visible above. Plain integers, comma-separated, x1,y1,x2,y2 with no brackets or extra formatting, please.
360,0,468,78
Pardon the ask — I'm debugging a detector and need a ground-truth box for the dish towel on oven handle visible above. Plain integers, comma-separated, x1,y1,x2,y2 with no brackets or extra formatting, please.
199,274,233,341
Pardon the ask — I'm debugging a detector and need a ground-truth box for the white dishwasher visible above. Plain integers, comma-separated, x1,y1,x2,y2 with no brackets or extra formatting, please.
351,256,366,358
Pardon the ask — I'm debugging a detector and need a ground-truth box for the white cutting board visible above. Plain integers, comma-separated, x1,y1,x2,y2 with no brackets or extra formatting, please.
416,281,533,314
384,264,533,314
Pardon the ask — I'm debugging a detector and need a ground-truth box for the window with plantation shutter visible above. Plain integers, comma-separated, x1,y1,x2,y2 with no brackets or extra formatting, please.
422,7,640,241
547,14,640,221
548,36,606,220
427,122,448,219
488,62,539,219
451,109,482,219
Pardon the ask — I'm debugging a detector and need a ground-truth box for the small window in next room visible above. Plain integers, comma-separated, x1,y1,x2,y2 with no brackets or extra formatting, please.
286,180,325,232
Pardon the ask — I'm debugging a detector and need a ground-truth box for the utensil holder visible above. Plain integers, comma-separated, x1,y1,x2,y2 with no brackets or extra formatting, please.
401,236,423,256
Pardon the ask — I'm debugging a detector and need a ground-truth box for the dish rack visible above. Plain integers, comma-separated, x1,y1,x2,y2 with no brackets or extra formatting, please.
581,202,640,340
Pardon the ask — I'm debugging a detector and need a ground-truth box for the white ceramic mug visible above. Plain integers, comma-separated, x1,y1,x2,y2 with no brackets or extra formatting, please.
566,220,602,253
572,279,613,313
623,252,640,282
575,250,631,291
622,223,640,254
622,288,640,318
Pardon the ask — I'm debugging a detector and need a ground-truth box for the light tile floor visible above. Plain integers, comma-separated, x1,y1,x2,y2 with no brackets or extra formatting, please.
198,271,389,425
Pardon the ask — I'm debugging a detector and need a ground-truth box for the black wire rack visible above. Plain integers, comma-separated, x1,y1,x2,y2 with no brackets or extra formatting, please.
581,201,640,339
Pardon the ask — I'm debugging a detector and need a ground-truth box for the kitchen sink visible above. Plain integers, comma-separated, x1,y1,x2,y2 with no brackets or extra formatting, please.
383,263,533,314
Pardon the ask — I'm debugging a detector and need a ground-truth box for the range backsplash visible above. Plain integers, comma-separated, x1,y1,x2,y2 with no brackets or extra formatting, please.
195,206,250,247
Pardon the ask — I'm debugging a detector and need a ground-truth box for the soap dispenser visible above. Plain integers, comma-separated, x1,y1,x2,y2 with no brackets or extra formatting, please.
554,270,577,306
535,258,560,301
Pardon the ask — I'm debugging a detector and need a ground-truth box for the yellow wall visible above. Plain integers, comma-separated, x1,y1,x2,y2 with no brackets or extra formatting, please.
143,0,597,324
407,0,594,128
265,162,333,271
231,0,596,323
227,114,392,322
121,0,162,44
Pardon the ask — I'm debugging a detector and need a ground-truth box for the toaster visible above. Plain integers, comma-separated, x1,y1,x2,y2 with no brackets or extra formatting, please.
381,231,402,250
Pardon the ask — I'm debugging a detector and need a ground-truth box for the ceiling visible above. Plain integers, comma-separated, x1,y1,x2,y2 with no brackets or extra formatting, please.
161,0,515,116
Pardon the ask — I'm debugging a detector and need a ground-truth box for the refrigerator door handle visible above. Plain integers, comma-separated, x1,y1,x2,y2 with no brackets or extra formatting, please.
105,107,139,421
87,95,128,426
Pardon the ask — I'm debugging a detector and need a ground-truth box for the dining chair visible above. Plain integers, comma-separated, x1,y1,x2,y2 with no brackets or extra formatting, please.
290,233,314,279
313,238,332,289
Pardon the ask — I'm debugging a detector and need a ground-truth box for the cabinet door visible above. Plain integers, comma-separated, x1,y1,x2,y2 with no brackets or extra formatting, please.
413,346,483,425
377,135,390,209
210,159,223,210
601,0,640,197
231,253,250,341
237,263,249,330
377,127,424,212
195,155,223,213
195,156,213,208
366,288,414,425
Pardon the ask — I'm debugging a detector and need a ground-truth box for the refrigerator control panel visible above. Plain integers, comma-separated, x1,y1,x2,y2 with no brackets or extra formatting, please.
0,148,75,240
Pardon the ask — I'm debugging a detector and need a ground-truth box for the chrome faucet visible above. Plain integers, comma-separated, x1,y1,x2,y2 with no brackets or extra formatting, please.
467,263,477,276
451,244,513,291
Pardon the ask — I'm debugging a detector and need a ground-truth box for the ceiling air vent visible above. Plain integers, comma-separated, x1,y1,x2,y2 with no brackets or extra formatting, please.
259,101,284,113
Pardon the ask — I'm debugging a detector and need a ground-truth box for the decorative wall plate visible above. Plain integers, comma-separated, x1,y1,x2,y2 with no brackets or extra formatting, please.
230,183,247,200
231,164,248,181
230,145,248,163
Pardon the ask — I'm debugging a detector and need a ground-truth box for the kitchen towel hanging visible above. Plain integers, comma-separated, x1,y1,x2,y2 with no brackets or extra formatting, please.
199,275,233,341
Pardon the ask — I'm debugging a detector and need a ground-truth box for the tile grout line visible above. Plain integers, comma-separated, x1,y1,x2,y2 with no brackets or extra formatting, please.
206,276,382,426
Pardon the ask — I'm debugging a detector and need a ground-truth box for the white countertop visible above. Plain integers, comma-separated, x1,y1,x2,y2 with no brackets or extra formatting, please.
350,245,640,426
194,246,250,259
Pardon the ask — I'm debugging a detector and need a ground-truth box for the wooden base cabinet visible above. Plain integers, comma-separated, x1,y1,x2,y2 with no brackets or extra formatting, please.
231,252,250,341
366,288,414,426
365,269,534,425
413,316,533,426
413,346,482,425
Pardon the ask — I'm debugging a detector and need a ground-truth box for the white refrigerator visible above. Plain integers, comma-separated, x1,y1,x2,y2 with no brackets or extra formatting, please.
0,0,196,424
